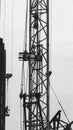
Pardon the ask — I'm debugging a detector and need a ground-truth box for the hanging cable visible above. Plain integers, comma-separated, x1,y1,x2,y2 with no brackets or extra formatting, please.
20,61,24,130
20,99,22,130
50,0,52,43
0,0,1,19
3,0,6,43
20,94,23,130
26,62,29,94
20,61,24,92
20,1,29,129
49,0,69,123
11,0,14,74
20,0,29,96
20,0,29,91
49,0,52,70
50,84,70,123
20,0,29,93
23,0,28,50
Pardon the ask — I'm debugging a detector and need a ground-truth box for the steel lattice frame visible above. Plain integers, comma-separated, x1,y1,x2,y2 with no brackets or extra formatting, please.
29,0,49,130
19,0,49,130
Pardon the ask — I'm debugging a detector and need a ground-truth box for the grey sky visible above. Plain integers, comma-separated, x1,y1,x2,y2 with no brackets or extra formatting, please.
50,0,73,122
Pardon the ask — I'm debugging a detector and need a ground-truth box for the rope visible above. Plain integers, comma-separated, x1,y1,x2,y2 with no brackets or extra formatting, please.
50,84,70,123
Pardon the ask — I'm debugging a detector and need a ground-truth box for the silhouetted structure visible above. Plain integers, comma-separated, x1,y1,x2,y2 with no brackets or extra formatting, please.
19,0,73,130
0,38,6,130
19,0,50,129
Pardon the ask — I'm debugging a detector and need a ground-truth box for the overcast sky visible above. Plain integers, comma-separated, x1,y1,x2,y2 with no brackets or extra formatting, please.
1,0,73,130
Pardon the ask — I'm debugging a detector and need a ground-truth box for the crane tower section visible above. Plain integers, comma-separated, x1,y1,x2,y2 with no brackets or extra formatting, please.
19,0,49,130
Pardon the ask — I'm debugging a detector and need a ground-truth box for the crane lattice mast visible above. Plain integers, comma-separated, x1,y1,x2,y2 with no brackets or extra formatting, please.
19,0,50,129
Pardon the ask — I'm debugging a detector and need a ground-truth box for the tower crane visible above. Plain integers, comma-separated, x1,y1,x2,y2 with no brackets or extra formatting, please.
19,0,73,130
19,0,50,129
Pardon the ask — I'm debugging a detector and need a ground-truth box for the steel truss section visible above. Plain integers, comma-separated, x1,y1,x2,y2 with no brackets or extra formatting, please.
49,110,73,130
29,0,49,130
19,0,49,130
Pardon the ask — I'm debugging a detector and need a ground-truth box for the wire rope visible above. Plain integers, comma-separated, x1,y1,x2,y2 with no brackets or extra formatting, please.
3,0,6,43
20,61,24,91
50,0,70,124
23,0,28,50
20,99,22,130
3,0,9,110
26,62,29,94
23,65,25,93
20,61,24,130
20,0,29,93
0,0,1,19
19,1,28,129
11,0,14,74
20,8,30,126
49,0,70,125
49,0,52,71
20,0,29,97
20,1,29,129
50,84,70,123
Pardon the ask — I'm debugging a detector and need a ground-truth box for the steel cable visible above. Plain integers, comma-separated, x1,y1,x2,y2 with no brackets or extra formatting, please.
20,1,29,129
3,0,6,43
23,0,28,51
50,84,70,123
50,0,70,124
11,0,14,74
0,0,1,19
